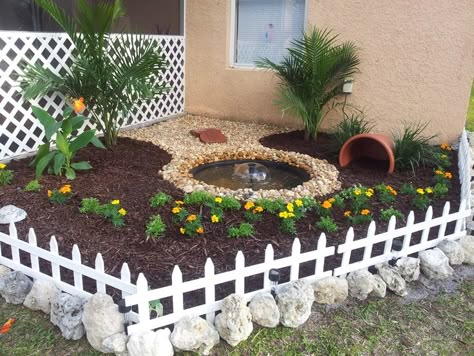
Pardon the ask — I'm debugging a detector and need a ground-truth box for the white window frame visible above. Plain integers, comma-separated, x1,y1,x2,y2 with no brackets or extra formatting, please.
229,0,308,68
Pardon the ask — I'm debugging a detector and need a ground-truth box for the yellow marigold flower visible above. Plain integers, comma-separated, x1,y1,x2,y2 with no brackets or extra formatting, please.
367,188,374,194
172,207,181,214
360,209,370,216
354,189,362,196
287,203,294,212
186,214,197,222
118,208,127,216
196,227,204,234
211,215,220,223
0,163,6,169
445,172,452,179
254,206,264,213
441,154,447,159
72,97,86,114
279,211,289,219
416,188,425,195
179,227,186,235
344,210,351,217
425,187,433,194
288,212,295,218
321,200,332,209
47,190,52,198
111,199,120,205
59,185,71,194
215,197,222,204
244,201,255,210
365,191,373,198
435,170,444,175
175,200,184,205
295,199,303,207
328,198,336,203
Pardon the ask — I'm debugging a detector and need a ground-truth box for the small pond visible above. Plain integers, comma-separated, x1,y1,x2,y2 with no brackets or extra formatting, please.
190,159,311,190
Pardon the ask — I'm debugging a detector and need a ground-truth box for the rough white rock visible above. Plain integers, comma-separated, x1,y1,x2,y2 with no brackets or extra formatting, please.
276,279,314,328
370,274,387,298
0,205,27,224
128,329,173,356
395,257,421,282
215,294,253,346
375,264,407,297
50,292,86,340
249,292,280,328
437,240,465,265
0,271,33,304
347,269,374,301
0,265,11,277
418,248,454,279
82,293,125,352
102,333,128,356
312,277,348,304
459,236,474,264
170,315,219,355
23,279,59,314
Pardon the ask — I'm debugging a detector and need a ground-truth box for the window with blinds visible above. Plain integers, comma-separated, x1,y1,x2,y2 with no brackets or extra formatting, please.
234,0,306,66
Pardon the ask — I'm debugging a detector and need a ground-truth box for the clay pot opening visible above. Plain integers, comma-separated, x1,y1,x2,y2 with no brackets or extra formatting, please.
339,134,395,174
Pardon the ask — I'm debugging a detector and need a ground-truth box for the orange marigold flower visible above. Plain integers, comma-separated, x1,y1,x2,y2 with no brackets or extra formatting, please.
445,172,452,179
344,210,351,217
435,170,444,175
321,200,332,209
47,190,52,198
72,97,86,114
253,206,264,213
360,209,370,216
196,227,204,234
59,185,72,194
244,201,255,210
186,214,197,222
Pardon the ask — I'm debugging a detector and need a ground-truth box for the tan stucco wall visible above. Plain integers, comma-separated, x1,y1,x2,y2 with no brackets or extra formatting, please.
185,0,474,142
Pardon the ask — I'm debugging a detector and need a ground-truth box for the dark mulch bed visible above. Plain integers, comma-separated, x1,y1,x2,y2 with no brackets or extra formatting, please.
0,133,461,308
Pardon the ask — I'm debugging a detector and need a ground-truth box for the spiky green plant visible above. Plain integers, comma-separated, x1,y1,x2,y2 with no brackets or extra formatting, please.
19,0,167,147
256,28,360,141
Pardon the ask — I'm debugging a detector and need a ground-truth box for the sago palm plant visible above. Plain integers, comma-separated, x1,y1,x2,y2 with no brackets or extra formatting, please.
256,28,360,141
19,0,167,147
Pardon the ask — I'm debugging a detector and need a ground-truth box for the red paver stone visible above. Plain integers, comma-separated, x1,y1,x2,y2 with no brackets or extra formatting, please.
190,128,227,144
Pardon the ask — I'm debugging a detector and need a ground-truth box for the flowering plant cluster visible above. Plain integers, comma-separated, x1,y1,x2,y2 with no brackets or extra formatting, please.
79,198,127,227
0,163,14,186
47,184,73,205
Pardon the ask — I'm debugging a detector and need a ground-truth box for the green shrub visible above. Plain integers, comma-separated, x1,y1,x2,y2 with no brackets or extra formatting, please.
255,198,286,214
48,185,72,205
393,122,441,172
146,215,166,241
24,179,41,192
79,197,101,214
432,183,449,198
334,109,374,150
380,207,405,222
0,164,14,186
184,191,214,205
79,198,126,227
228,223,255,238
375,184,397,204
400,183,417,195
149,192,172,208
219,196,241,210
315,216,338,233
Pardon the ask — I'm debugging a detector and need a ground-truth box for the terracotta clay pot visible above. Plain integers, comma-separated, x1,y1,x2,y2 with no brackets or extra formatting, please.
339,133,396,174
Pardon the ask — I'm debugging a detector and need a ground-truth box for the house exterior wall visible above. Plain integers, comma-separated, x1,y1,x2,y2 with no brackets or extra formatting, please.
185,0,474,142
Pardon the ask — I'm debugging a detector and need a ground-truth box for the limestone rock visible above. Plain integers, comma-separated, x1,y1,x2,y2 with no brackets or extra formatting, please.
395,257,420,282
347,269,374,301
23,279,59,313
375,264,407,297
249,292,279,328
419,248,454,279
312,277,348,304
276,279,314,328
370,274,387,298
50,292,86,340
459,236,474,264
82,293,124,352
215,294,253,346
437,240,465,265
0,271,33,304
0,265,11,277
170,315,219,355
102,333,128,356
0,205,27,224
128,329,173,356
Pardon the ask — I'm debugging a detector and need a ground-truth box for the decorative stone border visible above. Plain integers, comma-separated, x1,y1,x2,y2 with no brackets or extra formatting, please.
161,145,342,201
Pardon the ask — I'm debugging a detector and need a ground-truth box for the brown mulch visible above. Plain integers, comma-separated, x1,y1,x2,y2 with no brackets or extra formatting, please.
0,134,460,307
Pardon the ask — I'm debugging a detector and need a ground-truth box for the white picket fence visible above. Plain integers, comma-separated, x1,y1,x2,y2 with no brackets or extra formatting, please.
0,131,471,335
0,31,185,160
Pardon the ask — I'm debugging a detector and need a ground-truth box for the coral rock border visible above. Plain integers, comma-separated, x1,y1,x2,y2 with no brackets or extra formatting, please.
161,146,342,201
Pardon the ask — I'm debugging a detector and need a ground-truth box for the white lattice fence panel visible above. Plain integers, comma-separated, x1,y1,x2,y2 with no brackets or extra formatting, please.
0,31,185,160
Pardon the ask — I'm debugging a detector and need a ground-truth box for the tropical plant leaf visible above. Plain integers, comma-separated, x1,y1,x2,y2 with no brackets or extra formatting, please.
90,136,105,149
53,152,66,175
65,167,76,180
29,142,50,167
35,151,56,179
31,106,62,140
55,132,70,156
71,161,92,170
70,130,96,152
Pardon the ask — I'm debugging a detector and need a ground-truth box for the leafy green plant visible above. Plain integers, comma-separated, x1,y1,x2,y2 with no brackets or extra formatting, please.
315,216,338,233
380,207,405,222
375,184,397,204
79,198,126,227
432,182,449,198
48,185,72,205
218,196,241,210
149,192,171,208
184,191,214,206
0,163,14,185
280,218,297,235
149,298,163,317
245,205,264,222
146,215,166,241
179,214,204,237
30,106,104,179
24,179,42,192
434,168,453,186
393,122,441,172
228,223,255,238
334,107,374,150
256,27,360,141
79,197,101,214
19,0,167,147
348,209,372,225
255,198,286,214
400,183,417,195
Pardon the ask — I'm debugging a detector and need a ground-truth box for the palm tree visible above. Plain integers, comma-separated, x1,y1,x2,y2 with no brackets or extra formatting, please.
19,0,168,147
256,28,360,142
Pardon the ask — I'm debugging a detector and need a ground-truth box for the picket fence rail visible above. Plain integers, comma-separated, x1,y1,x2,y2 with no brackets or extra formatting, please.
0,131,471,335
0,31,185,160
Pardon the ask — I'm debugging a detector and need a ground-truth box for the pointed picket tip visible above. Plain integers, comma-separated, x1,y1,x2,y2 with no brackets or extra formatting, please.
204,258,214,270
406,211,415,224
345,227,354,241
388,215,397,227
50,236,58,251
9,221,17,238
442,201,451,214
95,253,104,265
292,238,301,251
235,250,245,261
28,228,37,244
72,245,81,261
136,273,148,289
265,244,274,255
121,262,131,275
317,233,327,248
367,220,376,235
425,205,433,219
172,265,183,281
